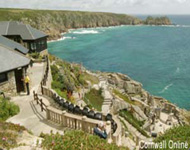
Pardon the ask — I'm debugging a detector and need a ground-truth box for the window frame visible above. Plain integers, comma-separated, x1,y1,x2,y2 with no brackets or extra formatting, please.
0,72,8,83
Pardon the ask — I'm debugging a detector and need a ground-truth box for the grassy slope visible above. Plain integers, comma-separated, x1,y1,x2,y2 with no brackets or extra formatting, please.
0,8,141,40
84,88,104,111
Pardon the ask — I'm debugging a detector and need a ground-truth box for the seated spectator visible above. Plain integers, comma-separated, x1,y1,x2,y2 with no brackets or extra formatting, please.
94,121,107,139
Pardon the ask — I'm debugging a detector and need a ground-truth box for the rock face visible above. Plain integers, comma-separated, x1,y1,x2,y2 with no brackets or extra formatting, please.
112,98,131,114
123,81,142,94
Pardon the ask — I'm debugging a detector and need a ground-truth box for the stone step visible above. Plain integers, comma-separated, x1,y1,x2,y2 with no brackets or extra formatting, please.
103,102,112,105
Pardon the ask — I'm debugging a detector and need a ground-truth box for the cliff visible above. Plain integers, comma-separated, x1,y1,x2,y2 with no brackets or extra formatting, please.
0,8,141,40
0,9,172,41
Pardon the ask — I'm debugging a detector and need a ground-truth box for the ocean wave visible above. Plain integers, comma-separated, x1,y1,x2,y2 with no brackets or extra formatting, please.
62,36,76,40
48,36,76,43
163,25,190,28
72,30,99,34
159,83,173,93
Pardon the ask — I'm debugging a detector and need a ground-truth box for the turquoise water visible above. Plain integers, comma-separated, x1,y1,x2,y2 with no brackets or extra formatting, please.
48,17,190,110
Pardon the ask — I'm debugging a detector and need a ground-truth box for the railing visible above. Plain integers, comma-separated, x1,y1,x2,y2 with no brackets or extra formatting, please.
46,106,111,136
41,56,49,87
33,90,112,141
33,91,47,112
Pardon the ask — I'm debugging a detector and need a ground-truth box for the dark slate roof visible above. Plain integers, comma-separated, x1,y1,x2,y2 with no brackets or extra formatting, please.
0,21,47,40
0,35,29,54
0,44,30,73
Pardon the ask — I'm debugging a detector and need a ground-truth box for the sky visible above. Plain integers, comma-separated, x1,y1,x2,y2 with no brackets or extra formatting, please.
0,0,190,14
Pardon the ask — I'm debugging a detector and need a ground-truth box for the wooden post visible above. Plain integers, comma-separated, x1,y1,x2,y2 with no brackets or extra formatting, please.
33,91,35,101
41,82,43,95
36,95,39,105
40,99,43,112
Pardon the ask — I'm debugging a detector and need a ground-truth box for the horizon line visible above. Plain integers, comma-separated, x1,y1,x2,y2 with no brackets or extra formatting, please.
1,7,190,15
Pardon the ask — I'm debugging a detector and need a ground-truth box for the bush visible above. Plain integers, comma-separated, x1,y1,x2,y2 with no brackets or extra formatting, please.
0,97,19,121
51,81,63,90
41,130,127,150
29,52,42,59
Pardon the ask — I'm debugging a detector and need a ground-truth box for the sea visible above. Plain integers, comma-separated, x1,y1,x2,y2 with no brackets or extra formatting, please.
48,15,190,110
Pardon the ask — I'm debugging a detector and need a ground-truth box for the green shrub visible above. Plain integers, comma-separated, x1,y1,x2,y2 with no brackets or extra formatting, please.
41,130,128,150
29,52,42,59
78,74,88,86
0,97,19,121
51,81,63,89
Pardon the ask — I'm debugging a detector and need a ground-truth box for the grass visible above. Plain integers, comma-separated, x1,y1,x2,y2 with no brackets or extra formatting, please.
41,130,128,150
113,89,135,105
83,73,99,85
0,97,20,121
55,89,67,100
119,110,149,137
84,88,104,111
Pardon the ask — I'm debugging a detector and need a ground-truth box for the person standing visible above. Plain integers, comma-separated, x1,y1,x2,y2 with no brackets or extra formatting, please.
24,75,30,95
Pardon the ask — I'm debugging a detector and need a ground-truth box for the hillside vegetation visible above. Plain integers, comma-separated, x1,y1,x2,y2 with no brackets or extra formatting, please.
144,16,171,25
41,130,128,150
149,125,190,150
0,8,141,40
0,97,19,121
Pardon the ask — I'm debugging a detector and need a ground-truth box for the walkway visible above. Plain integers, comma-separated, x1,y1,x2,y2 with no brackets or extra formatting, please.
99,75,113,114
7,63,64,136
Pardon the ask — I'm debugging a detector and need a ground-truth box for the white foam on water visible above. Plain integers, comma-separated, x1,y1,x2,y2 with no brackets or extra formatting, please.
163,25,190,28
159,83,173,93
72,30,99,34
48,36,76,43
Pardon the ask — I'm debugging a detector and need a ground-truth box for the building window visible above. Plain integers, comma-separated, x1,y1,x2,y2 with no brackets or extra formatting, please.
0,73,8,83
31,43,37,50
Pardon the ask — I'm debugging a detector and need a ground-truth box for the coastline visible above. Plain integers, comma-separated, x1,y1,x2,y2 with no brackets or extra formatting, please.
47,24,184,43
47,24,190,113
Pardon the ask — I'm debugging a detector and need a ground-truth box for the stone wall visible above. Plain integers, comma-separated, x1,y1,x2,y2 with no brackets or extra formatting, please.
0,71,17,96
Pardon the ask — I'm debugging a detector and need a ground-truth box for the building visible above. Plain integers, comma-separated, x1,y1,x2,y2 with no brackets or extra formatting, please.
0,44,30,95
0,21,48,53
0,35,29,54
